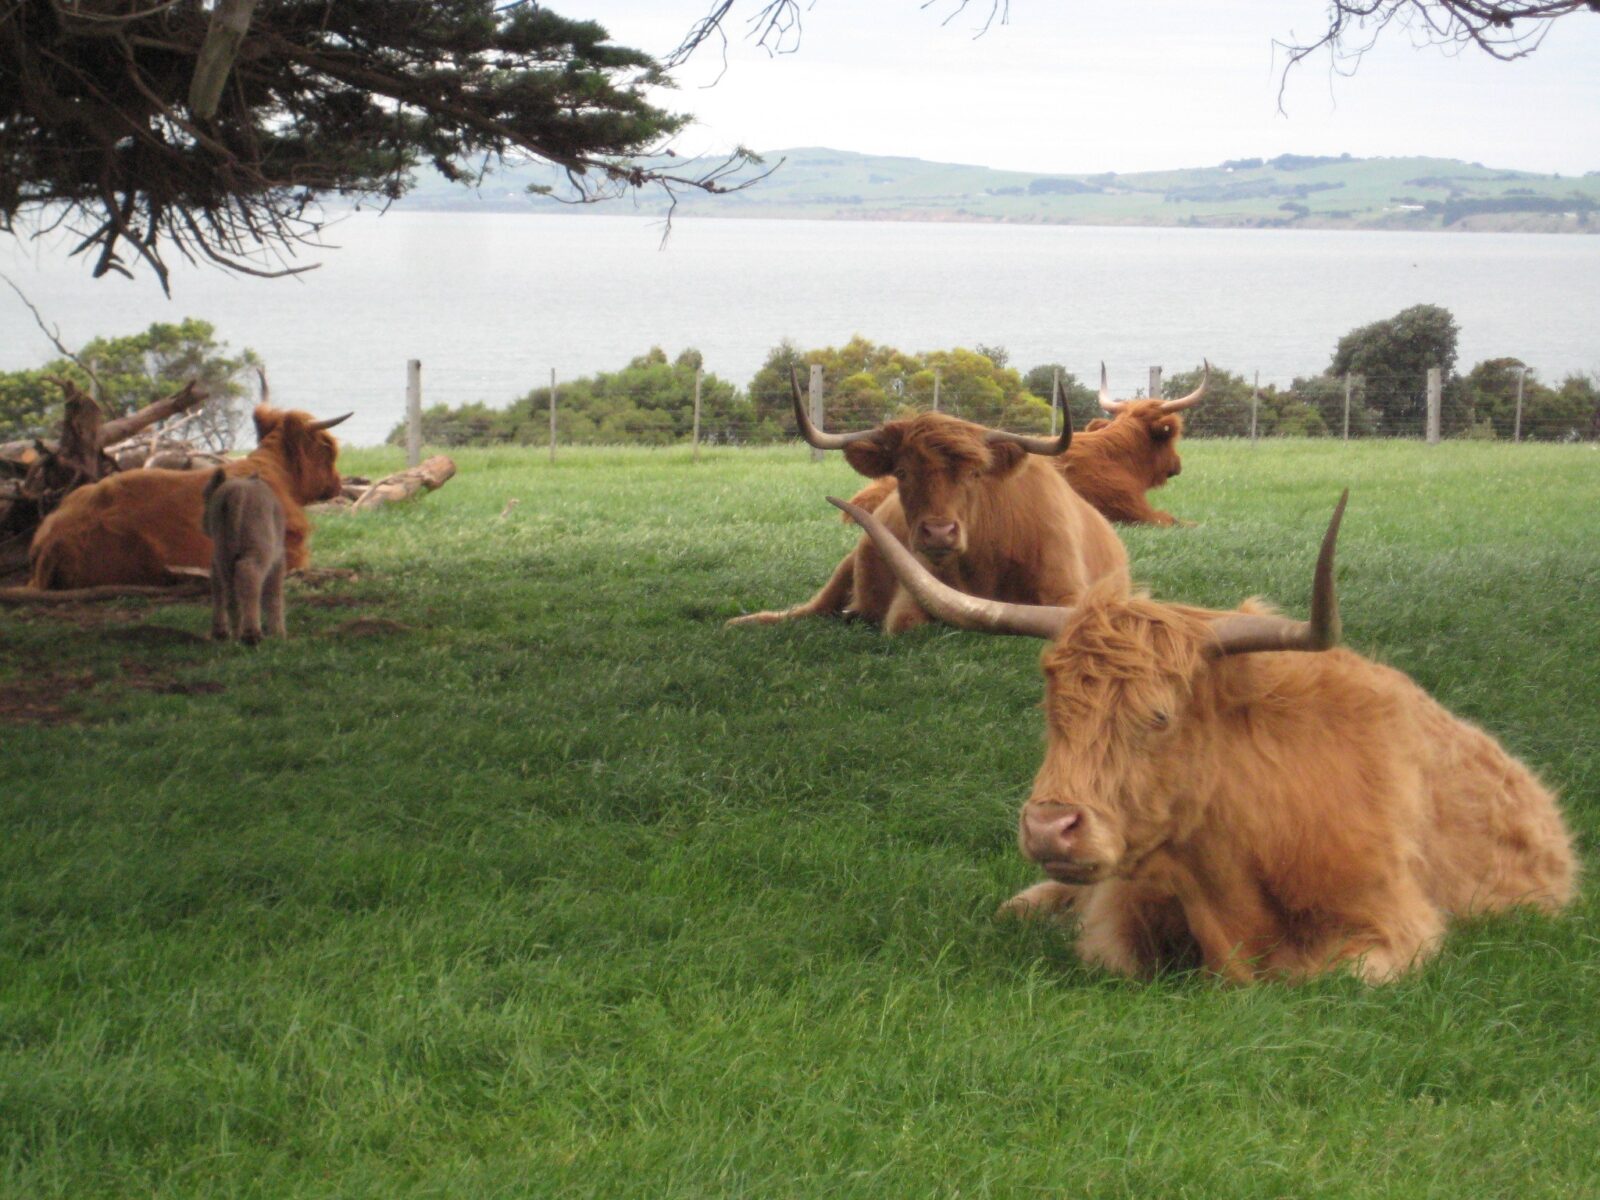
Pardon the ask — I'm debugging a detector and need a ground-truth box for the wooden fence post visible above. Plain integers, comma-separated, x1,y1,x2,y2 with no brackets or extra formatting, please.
692,367,703,461
1342,373,1352,442
809,364,824,463
405,359,421,468
1250,370,1259,446
548,368,557,463
1426,367,1442,444
1149,366,1162,401
1050,367,1060,436
1513,365,1526,443
933,368,941,413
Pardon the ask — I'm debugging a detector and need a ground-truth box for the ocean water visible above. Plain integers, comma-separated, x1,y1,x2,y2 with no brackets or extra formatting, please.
3,212,1597,446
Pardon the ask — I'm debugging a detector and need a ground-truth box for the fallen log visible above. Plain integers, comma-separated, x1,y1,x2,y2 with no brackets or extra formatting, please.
350,456,456,511
0,580,208,605
97,380,210,448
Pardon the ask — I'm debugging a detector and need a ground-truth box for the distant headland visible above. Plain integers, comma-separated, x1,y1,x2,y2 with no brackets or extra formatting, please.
393,147,1600,234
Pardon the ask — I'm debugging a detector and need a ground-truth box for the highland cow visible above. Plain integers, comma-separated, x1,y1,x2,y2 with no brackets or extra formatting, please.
843,362,1209,529
29,406,348,589
835,490,1577,984
729,370,1127,634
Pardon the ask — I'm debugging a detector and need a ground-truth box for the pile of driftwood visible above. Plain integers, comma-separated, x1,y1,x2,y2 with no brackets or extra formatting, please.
0,377,212,579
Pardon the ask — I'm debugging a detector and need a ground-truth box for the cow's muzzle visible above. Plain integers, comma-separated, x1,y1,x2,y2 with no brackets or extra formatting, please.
1020,803,1108,881
915,518,961,556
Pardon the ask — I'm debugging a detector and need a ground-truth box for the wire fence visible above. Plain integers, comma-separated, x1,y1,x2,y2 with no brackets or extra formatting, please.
388,361,1600,457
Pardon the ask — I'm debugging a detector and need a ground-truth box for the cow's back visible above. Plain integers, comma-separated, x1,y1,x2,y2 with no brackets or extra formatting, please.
30,461,308,589
1401,673,1577,915
986,459,1127,605
31,469,214,588
1198,652,1576,925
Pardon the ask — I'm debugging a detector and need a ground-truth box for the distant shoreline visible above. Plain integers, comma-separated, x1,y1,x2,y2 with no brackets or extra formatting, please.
390,146,1600,236
381,202,1600,236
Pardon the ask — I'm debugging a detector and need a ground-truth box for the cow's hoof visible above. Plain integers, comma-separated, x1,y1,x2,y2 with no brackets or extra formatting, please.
240,631,262,646
726,611,785,627
211,629,230,642
996,881,1083,922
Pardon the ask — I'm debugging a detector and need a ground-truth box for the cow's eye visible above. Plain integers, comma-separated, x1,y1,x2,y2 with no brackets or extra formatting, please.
893,467,907,481
1151,710,1170,729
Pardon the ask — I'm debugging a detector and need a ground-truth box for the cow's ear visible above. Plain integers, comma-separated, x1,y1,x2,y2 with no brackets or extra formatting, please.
1085,417,1112,432
983,442,1027,478
253,406,282,439
843,436,894,479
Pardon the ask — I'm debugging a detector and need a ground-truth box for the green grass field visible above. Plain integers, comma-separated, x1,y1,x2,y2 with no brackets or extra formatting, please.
3,440,1598,1198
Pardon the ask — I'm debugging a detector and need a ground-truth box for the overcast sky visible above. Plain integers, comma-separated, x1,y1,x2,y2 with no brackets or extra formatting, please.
575,1,1600,176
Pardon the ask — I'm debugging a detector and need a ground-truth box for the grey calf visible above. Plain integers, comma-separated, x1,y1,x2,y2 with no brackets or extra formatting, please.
202,469,287,644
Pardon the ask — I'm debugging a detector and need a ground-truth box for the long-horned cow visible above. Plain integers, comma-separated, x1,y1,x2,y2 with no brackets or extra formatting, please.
835,491,1577,983
1064,361,1207,526
729,369,1128,634
29,406,349,589
842,362,1209,529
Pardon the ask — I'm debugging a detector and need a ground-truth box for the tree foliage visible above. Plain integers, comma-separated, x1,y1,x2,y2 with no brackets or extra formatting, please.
1456,359,1600,441
0,319,259,447
1,2,760,291
747,336,1051,434
1330,304,1460,434
1161,364,1327,439
1284,373,1379,438
389,348,747,447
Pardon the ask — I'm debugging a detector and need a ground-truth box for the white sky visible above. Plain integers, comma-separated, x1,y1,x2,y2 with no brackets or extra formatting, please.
575,1,1600,176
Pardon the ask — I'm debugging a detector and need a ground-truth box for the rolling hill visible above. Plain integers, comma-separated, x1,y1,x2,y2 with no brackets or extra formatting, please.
394,147,1600,233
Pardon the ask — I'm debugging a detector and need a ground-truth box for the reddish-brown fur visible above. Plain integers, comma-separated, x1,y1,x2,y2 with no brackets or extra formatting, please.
29,406,343,589
731,412,1128,634
1057,402,1186,525
1003,580,1577,984
844,402,1189,528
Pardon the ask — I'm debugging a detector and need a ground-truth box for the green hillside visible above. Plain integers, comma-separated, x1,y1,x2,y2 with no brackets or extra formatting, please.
398,147,1600,233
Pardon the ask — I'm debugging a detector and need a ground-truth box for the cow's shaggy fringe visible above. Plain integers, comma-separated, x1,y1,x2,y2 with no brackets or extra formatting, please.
731,411,1127,633
1012,577,1578,984
845,404,1193,530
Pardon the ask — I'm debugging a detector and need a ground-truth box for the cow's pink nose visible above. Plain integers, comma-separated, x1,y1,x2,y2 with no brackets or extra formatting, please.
919,519,959,548
1021,804,1083,861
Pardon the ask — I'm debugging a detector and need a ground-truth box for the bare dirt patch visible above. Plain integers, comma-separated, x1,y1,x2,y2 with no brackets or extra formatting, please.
331,618,410,638
100,625,209,646
0,670,96,725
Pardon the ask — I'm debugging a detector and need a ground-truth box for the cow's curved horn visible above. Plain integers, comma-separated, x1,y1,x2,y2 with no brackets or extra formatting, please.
983,407,1071,457
828,496,1072,639
790,365,879,450
309,412,353,431
1099,362,1131,415
1160,359,1209,413
1207,490,1347,658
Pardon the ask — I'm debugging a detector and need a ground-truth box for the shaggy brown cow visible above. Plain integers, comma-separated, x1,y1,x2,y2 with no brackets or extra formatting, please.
729,370,1127,634
835,491,1577,984
1062,361,1207,525
29,405,348,589
203,470,287,644
843,362,1209,528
